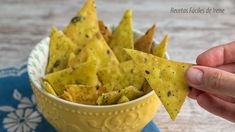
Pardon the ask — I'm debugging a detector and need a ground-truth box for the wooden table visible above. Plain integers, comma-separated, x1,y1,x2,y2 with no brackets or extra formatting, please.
1,0,235,131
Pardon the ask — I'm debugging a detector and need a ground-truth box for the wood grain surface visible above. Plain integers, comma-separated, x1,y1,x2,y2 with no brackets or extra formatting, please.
1,0,235,131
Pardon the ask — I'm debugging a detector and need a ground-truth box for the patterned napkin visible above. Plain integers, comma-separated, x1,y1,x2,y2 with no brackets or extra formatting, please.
0,64,160,132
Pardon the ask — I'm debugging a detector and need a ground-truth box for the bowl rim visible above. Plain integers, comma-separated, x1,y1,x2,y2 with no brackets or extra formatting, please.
28,28,169,109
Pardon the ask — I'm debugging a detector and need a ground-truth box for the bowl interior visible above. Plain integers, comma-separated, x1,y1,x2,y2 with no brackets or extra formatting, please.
27,29,167,108
28,37,49,89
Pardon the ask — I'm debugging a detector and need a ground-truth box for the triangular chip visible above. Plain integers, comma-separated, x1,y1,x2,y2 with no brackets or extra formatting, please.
141,34,169,93
152,34,169,58
134,24,156,53
45,68,73,95
67,48,93,68
125,49,192,120
98,20,112,44
141,80,152,94
98,60,145,91
118,96,129,104
44,53,100,95
120,86,144,100
61,85,106,105
46,26,77,73
42,81,57,96
79,33,119,69
109,9,134,62
67,52,80,68
63,0,99,51
97,91,121,105
97,85,143,105
141,32,166,94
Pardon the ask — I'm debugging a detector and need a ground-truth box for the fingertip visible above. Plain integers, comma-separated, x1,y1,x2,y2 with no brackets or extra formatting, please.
196,46,224,67
196,53,205,65
196,51,214,66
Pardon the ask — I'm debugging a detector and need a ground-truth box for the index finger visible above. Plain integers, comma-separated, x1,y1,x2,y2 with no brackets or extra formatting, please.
197,41,235,67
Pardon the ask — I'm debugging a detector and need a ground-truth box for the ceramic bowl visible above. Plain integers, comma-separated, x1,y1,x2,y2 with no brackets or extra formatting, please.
27,29,163,132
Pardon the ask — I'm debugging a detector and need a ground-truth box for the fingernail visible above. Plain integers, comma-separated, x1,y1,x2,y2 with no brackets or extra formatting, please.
186,68,203,85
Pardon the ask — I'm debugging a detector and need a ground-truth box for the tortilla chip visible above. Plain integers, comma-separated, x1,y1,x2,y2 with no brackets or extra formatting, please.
121,86,144,100
60,91,73,102
98,60,145,91
141,80,152,94
99,20,112,44
97,85,143,105
67,52,80,68
140,32,167,94
118,95,129,104
63,0,99,52
140,34,168,94
44,53,100,95
152,34,169,58
134,24,156,53
42,81,57,96
67,48,92,68
46,26,77,74
97,91,121,105
80,32,119,69
97,63,121,91
109,9,134,62
61,85,106,105
125,49,192,120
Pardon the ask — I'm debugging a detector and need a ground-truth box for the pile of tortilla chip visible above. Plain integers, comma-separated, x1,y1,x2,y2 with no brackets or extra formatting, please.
42,0,192,120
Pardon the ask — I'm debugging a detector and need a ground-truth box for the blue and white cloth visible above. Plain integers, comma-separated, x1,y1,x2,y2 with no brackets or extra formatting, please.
0,64,160,132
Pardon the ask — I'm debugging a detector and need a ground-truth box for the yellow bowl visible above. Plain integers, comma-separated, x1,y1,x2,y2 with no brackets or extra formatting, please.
27,30,162,132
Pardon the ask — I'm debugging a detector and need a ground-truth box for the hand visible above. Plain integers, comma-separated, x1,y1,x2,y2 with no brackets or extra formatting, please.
185,41,235,122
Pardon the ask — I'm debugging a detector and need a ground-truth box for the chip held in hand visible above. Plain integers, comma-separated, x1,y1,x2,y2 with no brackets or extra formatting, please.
125,49,192,120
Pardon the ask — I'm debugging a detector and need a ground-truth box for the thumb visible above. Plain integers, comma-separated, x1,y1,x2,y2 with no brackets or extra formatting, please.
186,66,235,98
